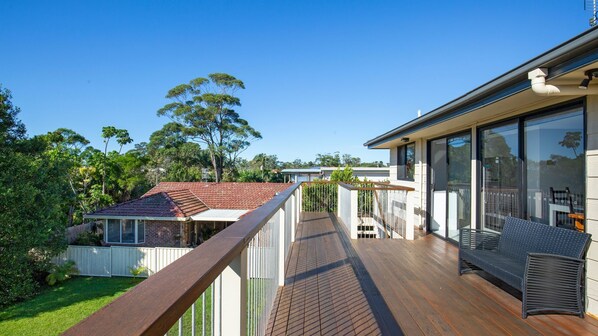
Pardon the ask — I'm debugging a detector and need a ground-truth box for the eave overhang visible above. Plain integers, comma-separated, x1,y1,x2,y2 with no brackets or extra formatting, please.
364,26,598,149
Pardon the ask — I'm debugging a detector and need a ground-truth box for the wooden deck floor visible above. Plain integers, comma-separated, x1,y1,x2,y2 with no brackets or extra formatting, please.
266,212,382,335
267,213,598,335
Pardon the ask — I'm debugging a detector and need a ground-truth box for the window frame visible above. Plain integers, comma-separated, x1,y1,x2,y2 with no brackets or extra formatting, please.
476,98,585,232
397,142,416,181
105,219,145,244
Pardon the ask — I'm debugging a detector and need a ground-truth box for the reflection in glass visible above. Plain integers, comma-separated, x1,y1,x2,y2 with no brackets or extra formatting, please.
107,219,120,243
525,108,584,229
122,219,135,243
398,143,416,180
406,143,415,180
447,134,471,241
137,220,145,243
430,138,447,237
481,123,520,232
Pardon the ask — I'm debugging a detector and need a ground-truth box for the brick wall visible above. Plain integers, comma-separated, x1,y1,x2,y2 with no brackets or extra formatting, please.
145,221,182,247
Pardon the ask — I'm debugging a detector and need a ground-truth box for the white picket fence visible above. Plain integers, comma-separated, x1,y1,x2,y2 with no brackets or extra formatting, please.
53,245,193,278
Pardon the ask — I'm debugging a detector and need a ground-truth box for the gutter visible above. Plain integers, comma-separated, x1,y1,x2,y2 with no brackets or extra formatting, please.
83,215,190,221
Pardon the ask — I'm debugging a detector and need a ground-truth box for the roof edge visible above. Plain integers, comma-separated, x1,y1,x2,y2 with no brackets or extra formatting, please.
364,25,598,148
83,215,190,221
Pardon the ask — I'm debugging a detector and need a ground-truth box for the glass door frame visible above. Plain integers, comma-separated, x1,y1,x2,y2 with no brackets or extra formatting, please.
427,129,473,242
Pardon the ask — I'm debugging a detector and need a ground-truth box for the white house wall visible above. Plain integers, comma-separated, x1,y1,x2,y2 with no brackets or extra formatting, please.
585,95,598,316
389,140,425,231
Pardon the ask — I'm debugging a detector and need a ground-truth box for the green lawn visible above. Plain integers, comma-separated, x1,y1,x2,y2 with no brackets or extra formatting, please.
0,276,142,336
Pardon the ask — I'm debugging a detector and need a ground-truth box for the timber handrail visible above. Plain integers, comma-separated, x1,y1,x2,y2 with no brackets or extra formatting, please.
63,182,301,336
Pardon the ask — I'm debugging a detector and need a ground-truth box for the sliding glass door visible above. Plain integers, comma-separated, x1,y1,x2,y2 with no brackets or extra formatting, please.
480,103,584,232
480,123,520,232
429,132,471,241
447,134,472,240
524,108,584,228
430,138,447,237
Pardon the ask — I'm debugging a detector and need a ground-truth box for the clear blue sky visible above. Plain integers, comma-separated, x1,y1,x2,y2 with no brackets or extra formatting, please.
0,0,592,164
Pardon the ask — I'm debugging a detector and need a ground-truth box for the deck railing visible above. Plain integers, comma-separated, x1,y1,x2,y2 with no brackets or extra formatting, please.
64,183,301,336
339,182,415,239
301,181,337,212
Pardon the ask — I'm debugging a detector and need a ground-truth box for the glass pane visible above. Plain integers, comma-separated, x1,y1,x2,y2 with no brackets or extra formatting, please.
122,219,135,243
106,219,120,243
447,134,471,241
430,138,447,237
397,146,405,178
137,220,145,243
406,143,415,180
481,123,520,232
525,108,584,230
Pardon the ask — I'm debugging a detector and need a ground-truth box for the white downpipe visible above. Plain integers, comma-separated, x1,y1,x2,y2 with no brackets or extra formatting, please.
528,68,598,96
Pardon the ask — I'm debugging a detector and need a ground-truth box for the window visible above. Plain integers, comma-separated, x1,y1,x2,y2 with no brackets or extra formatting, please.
479,103,584,232
137,220,145,243
105,219,145,244
106,219,121,243
397,143,415,180
480,122,520,232
524,108,584,229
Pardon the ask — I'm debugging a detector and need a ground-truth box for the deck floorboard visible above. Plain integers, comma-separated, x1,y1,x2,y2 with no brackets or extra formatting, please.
267,212,598,335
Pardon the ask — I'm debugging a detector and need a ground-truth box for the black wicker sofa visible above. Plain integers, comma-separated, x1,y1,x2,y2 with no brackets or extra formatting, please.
458,216,591,318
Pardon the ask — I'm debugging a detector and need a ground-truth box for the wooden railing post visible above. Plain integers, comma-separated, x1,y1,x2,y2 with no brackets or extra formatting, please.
350,189,358,239
215,248,248,336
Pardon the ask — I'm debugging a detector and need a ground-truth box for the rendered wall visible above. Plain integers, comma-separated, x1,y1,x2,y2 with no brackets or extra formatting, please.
585,95,598,316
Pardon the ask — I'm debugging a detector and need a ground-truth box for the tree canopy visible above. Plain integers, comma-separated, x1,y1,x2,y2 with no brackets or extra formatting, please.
0,87,70,306
157,73,262,182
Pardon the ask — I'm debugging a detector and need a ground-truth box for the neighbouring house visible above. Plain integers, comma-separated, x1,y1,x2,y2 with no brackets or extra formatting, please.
84,182,291,247
281,166,390,183
365,26,598,316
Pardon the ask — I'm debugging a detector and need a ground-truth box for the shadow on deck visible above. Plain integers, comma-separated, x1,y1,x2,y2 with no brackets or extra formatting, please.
267,212,598,336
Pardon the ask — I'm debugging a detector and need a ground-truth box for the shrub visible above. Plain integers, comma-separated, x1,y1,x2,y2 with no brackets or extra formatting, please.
46,260,79,286
72,231,102,246
129,266,148,278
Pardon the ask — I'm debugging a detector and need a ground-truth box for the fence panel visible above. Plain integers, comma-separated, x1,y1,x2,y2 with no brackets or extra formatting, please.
111,246,156,277
155,247,193,273
54,245,112,277
54,245,192,278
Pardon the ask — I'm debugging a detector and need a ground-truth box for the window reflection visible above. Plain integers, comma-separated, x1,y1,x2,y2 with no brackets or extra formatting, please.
525,108,584,229
480,105,585,232
480,123,520,232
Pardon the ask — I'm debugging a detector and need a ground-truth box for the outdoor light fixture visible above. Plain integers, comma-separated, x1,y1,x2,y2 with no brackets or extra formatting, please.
579,69,598,89
401,137,410,142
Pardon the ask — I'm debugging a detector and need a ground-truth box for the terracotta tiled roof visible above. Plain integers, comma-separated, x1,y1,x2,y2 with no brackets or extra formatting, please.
144,182,291,210
87,189,208,218
87,182,290,219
